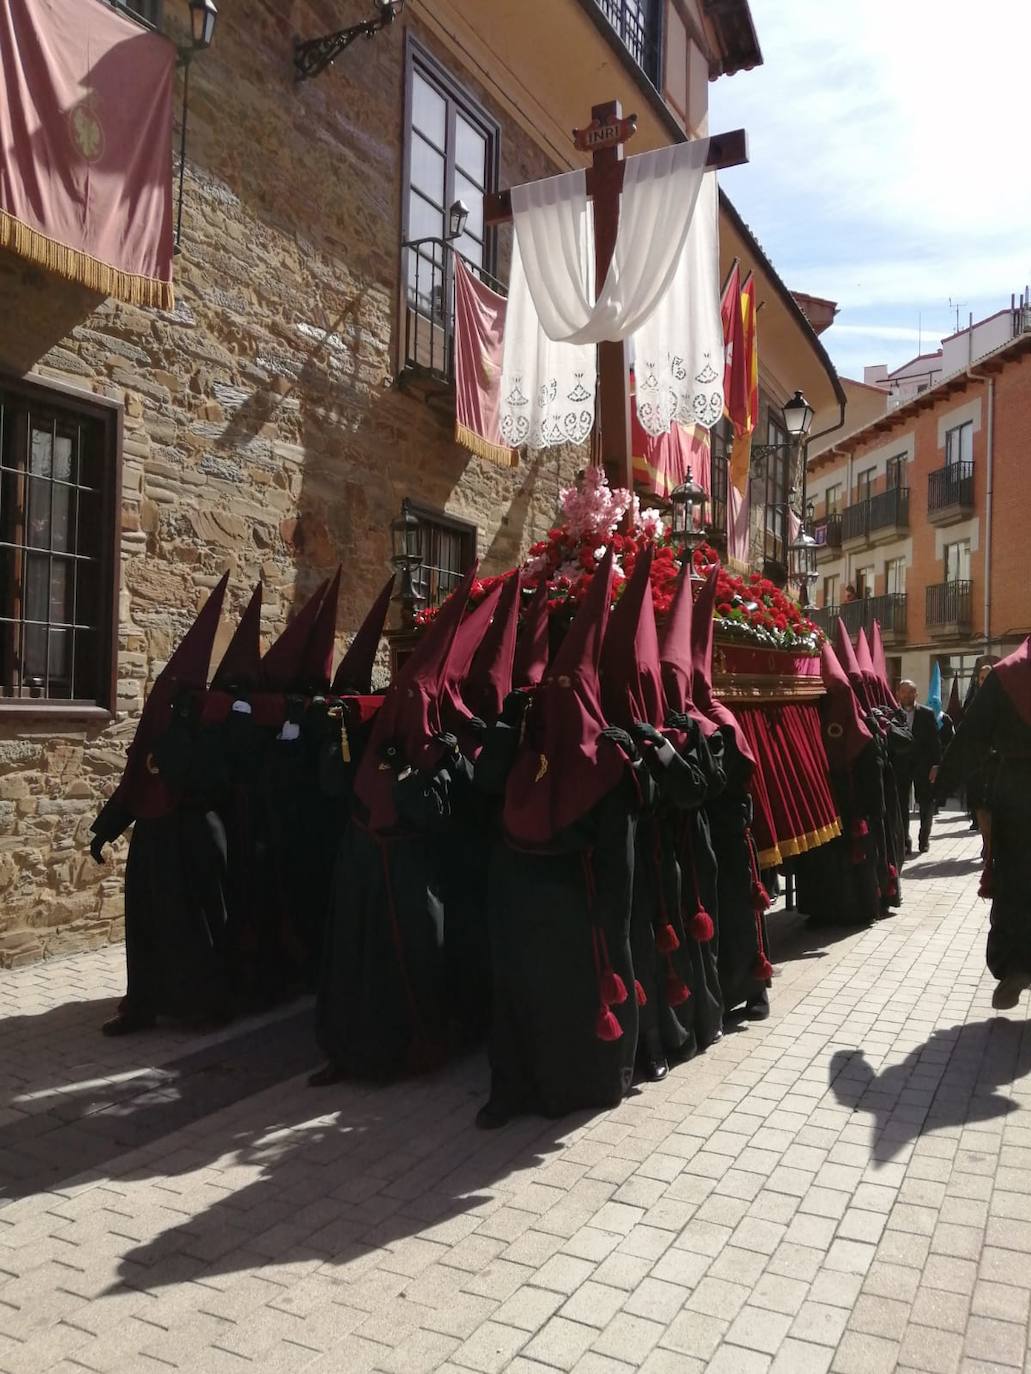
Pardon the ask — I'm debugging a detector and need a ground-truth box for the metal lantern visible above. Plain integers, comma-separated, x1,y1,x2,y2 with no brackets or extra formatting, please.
390,498,423,623
670,466,709,576
782,389,815,439
447,199,470,242
188,0,218,49
789,521,818,607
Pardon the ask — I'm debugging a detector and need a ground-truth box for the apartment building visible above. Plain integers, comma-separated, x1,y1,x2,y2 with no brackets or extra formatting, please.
808,325,1031,698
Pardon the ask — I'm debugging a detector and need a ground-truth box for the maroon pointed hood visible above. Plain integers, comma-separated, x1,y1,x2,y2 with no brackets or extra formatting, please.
260,580,328,692
464,571,521,723
601,547,666,730
513,577,550,688
332,573,394,695
869,620,897,706
834,619,872,711
691,567,755,763
660,561,717,741
355,563,478,831
990,635,1031,727
211,582,263,693
301,566,341,695
117,573,229,819
439,581,504,752
820,642,873,770
503,548,628,846
855,628,884,706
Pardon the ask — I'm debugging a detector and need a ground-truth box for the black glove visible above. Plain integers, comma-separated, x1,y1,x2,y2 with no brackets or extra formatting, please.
89,834,106,865
435,731,460,757
500,690,532,728
378,738,406,773
631,721,665,749
466,716,487,739
599,725,639,761
665,710,699,742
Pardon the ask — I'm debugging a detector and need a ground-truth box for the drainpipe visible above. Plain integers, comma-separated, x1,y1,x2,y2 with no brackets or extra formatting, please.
965,362,995,655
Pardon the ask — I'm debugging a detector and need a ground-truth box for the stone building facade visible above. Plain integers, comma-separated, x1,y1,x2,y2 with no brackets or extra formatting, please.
0,0,838,964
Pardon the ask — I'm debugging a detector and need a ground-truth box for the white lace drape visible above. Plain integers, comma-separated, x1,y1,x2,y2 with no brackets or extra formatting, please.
499,138,723,451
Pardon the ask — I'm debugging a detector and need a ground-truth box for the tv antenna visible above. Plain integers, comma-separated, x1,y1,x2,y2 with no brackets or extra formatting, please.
948,297,966,333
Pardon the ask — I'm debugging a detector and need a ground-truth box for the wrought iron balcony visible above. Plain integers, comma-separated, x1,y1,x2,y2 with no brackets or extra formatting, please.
926,579,973,636
816,594,908,645
810,604,839,636
927,461,975,525
588,0,662,85
842,487,910,545
399,238,506,404
813,513,842,558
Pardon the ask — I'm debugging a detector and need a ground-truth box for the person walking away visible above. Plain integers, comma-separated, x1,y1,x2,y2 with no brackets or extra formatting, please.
895,679,941,853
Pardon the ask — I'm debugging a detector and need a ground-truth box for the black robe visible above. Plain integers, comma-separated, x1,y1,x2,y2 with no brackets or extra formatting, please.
316,765,452,1081
436,748,494,1045
475,724,639,1120
937,671,1031,980
92,713,232,1024
707,729,771,1011
794,737,884,928
630,732,710,1069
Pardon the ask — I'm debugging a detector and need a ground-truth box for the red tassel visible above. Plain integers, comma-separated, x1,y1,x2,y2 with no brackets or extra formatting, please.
852,819,869,838
656,922,680,954
888,864,898,879
689,909,715,943
752,881,771,910
595,1007,623,1041
601,969,628,1006
635,979,647,1007
754,954,774,981
665,973,691,1006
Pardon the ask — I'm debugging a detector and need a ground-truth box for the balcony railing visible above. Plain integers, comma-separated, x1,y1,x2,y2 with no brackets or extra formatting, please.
928,462,974,519
926,579,973,633
842,487,910,543
814,594,908,642
400,238,506,394
590,0,662,85
813,513,842,551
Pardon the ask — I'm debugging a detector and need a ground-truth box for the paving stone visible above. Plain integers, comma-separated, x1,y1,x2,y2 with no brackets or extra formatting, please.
770,1337,833,1374
724,1303,793,1355
831,1330,903,1374
897,1322,966,1374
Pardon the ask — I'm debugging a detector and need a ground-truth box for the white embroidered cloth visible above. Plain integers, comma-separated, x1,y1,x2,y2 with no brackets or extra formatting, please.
500,139,722,451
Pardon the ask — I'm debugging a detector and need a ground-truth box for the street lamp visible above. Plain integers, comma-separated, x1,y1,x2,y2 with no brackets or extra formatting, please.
782,389,815,439
390,497,423,626
446,199,470,242
670,466,709,578
174,1,219,256
789,506,818,609
188,0,218,48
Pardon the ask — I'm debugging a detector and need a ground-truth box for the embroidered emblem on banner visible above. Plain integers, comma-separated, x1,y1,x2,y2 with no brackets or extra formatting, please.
68,95,104,163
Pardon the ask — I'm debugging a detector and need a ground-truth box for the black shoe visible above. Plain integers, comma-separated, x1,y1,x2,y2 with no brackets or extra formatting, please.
308,1062,345,1087
745,991,771,1021
101,1010,156,1037
919,842,930,854
643,1059,669,1082
475,1101,512,1130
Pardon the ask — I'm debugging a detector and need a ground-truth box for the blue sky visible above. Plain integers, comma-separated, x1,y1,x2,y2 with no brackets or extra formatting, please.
710,0,1031,381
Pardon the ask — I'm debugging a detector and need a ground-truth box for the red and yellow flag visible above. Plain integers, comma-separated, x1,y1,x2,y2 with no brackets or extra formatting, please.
729,272,759,495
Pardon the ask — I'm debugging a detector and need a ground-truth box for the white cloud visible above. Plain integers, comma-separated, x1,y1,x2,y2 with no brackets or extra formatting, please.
711,0,1031,371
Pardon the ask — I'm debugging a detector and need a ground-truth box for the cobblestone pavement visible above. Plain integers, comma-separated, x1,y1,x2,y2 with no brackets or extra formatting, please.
2,807,1028,1374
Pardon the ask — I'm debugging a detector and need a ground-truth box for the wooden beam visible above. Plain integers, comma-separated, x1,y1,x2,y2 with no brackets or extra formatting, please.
484,127,748,226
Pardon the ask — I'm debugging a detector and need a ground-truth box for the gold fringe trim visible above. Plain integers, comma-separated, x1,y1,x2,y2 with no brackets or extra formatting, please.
757,817,842,870
456,420,518,469
0,209,174,310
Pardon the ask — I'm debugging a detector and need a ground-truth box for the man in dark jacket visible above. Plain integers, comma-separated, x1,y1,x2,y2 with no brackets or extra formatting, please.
896,679,942,853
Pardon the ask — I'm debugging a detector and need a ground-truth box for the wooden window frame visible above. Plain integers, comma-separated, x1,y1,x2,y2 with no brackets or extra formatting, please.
885,454,906,489
406,500,478,609
945,420,974,470
0,373,121,722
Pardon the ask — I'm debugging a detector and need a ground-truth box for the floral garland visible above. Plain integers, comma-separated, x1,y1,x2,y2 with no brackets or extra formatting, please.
415,467,823,655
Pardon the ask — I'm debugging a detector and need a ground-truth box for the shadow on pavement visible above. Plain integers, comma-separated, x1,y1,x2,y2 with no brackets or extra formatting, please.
904,856,983,881
828,1017,1031,1168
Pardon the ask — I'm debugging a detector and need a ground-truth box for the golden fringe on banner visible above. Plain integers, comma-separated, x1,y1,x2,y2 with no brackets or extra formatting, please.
0,210,174,310
456,420,518,469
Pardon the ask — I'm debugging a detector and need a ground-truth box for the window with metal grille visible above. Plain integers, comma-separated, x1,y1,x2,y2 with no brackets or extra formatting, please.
108,0,162,29
0,379,119,709
592,0,662,85
708,420,729,543
403,42,499,320
408,503,477,609
762,417,790,576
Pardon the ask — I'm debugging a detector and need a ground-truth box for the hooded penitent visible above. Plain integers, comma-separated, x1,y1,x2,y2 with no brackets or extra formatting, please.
691,567,756,765
438,581,504,754
503,548,626,847
989,636,1031,726
855,628,884,709
870,620,899,708
659,562,718,745
354,563,478,832
601,546,666,731
252,578,328,727
332,573,394,696
835,619,872,713
820,641,873,772
202,581,263,724
117,573,229,819
512,576,550,689
464,571,522,724
300,566,342,696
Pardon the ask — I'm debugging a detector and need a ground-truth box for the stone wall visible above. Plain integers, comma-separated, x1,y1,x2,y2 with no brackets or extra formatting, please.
0,2,583,966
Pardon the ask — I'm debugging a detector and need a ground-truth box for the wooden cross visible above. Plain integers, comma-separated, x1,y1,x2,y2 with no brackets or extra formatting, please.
484,100,747,494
